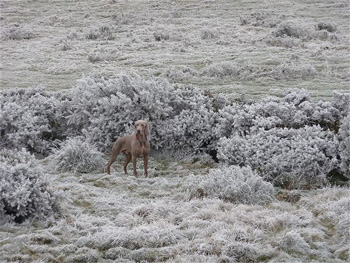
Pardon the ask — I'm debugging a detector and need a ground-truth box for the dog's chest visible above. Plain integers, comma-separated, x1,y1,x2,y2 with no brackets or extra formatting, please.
133,142,150,158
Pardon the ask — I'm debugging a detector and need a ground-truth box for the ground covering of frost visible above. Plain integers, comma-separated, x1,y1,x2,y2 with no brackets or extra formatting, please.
0,157,349,263
1,0,349,100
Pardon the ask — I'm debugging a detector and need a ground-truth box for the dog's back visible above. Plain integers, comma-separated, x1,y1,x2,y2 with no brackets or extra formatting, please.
113,134,133,155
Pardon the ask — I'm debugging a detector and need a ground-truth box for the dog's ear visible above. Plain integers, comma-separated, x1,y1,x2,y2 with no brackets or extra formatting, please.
144,122,150,137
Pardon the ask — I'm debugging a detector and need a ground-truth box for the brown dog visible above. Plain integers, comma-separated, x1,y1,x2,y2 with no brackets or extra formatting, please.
106,120,150,177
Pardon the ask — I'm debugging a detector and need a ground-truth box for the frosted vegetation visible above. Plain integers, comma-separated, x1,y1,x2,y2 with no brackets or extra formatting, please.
1,0,349,262
0,74,349,262
0,149,57,224
1,0,349,99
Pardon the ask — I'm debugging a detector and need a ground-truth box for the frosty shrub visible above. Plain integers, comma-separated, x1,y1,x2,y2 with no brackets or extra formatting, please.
0,149,57,223
0,87,66,155
3,24,35,40
339,114,350,178
332,90,350,118
154,31,170,41
218,126,338,189
203,62,238,78
66,73,217,154
215,103,253,138
184,166,275,205
215,88,342,138
275,63,316,80
315,22,337,32
200,28,219,40
85,25,115,40
274,24,307,39
266,36,301,48
274,23,330,41
53,138,105,173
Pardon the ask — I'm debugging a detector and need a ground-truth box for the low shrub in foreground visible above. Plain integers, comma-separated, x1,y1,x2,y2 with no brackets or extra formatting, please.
52,138,105,173
184,166,275,205
0,149,57,223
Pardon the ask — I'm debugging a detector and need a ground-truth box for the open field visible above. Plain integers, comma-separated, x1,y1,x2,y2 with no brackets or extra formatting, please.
1,0,349,100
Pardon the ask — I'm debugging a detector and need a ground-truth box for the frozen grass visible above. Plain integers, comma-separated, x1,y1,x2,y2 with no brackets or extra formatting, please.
0,157,349,263
1,0,349,100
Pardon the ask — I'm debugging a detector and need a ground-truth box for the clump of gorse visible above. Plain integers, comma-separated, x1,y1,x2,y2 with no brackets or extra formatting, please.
184,166,275,205
0,149,57,224
52,137,106,173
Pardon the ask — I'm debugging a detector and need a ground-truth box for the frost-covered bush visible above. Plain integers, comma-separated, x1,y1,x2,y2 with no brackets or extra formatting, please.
85,25,115,40
0,149,57,223
274,23,330,41
216,89,342,138
274,24,308,39
52,138,105,173
66,73,217,153
0,87,66,155
333,91,350,118
2,24,35,40
184,166,275,205
200,28,219,40
203,62,238,78
275,63,316,80
215,89,348,188
315,22,337,32
339,114,350,178
266,36,302,48
218,126,338,189
154,31,170,41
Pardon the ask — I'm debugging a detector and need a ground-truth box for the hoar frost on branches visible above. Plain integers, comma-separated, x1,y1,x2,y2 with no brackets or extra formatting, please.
184,166,275,205
0,87,68,155
0,149,57,223
66,73,217,154
218,126,338,189
52,137,106,173
216,88,347,189
0,74,349,189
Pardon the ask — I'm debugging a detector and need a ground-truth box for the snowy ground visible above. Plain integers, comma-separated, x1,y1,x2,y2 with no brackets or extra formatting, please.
1,0,349,100
1,157,349,263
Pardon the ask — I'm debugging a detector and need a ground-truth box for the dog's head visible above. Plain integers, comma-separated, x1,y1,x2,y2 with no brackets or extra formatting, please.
135,120,150,137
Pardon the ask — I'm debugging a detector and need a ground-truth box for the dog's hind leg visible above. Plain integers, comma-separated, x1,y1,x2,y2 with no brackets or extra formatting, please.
106,142,122,174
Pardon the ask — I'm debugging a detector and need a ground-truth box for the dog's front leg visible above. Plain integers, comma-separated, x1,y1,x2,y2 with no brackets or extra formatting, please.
144,155,149,177
132,156,138,177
